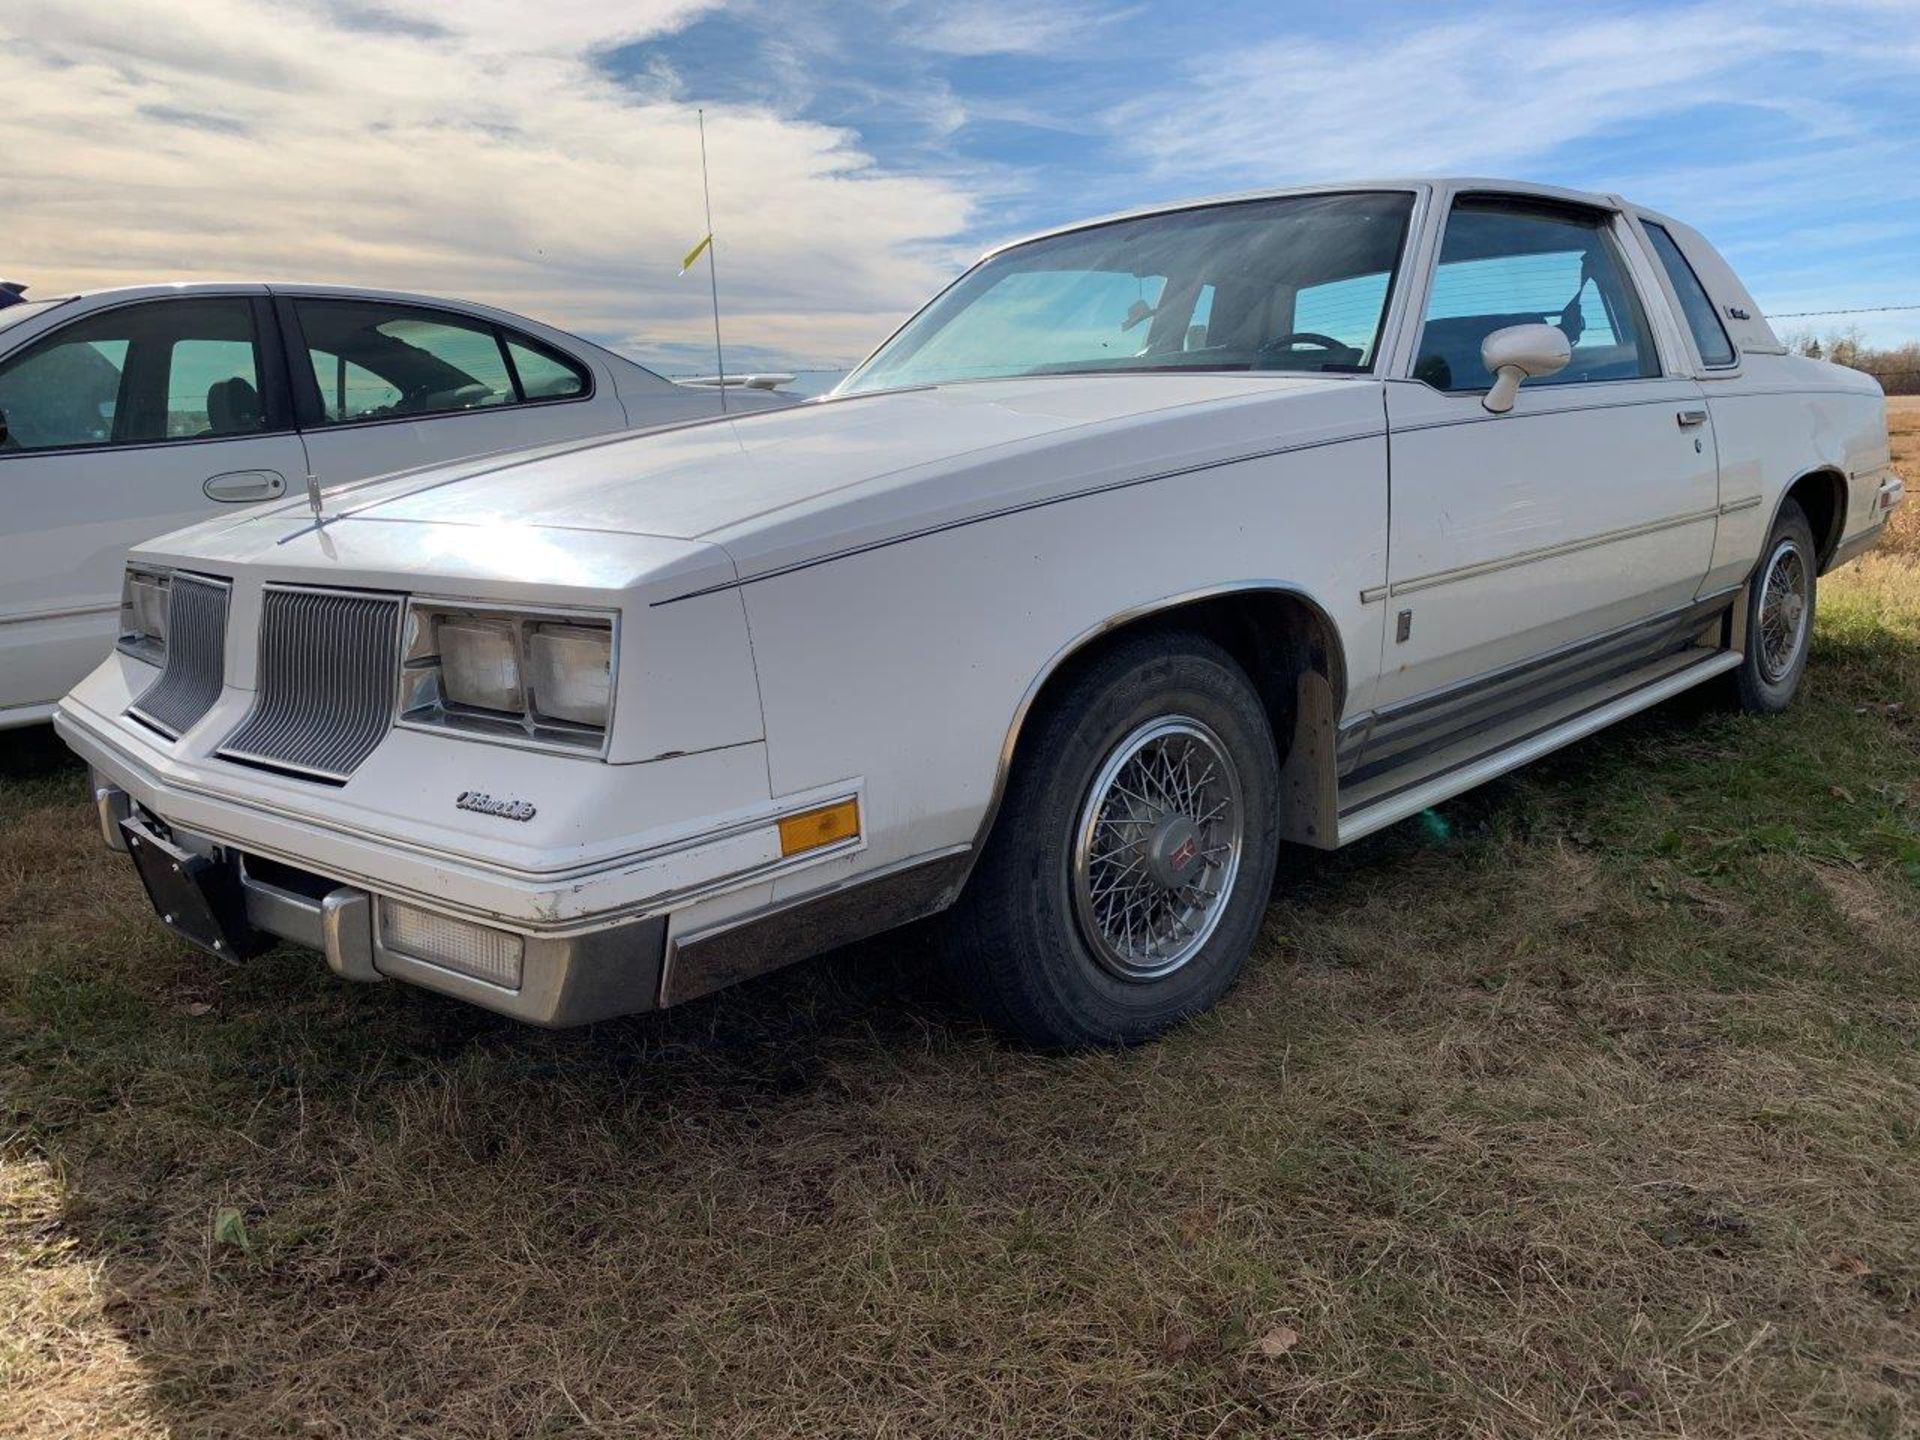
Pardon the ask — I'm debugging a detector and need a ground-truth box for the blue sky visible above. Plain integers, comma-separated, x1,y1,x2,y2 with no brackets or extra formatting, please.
614,0,1920,358
5,0,1918,372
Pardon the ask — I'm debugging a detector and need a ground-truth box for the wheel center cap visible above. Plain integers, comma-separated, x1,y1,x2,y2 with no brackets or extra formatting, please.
1146,814,1204,889
1780,592,1805,630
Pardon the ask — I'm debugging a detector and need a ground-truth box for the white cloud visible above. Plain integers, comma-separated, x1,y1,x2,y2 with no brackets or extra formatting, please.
0,0,977,366
1101,1,1920,190
8,0,1917,361
1105,7,1810,184
909,0,1115,56
367,0,714,55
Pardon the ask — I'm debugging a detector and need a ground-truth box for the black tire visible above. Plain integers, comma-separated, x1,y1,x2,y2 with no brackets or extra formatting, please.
944,630,1282,1049
1729,499,1817,714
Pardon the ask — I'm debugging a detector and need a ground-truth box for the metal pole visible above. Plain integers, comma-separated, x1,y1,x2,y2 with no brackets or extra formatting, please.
698,108,727,413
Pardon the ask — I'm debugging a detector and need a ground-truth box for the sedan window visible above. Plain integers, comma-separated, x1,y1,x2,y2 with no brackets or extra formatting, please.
0,299,266,452
506,337,588,400
165,337,261,438
0,335,124,449
296,301,517,423
1413,200,1659,391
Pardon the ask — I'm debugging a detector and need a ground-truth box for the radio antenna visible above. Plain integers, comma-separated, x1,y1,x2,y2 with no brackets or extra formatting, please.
696,108,727,413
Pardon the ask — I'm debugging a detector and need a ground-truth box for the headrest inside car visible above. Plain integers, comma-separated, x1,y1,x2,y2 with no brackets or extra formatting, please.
205,377,260,434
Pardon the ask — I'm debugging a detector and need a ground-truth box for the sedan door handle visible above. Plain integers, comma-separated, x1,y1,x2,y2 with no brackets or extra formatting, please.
1675,408,1709,428
204,469,287,502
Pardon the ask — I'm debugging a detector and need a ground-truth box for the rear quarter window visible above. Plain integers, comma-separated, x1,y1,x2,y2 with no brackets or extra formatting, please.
1644,221,1737,368
292,299,592,423
505,337,589,400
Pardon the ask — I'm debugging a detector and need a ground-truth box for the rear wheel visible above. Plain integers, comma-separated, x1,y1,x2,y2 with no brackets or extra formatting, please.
1729,500,1817,713
945,631,1282,1049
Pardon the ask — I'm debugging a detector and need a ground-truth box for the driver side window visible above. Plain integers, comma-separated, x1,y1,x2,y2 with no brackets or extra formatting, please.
1414,200,1658,392
0,299,267,452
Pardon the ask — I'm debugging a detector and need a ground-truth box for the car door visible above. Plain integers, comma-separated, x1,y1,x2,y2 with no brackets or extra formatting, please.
1372,195,1717,725
279,295,631,485
0,294,306,719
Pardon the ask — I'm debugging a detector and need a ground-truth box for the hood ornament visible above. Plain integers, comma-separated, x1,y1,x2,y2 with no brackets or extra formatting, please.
304,469,325,522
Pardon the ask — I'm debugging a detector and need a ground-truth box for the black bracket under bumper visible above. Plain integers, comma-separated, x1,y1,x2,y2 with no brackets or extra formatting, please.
121,815,266,961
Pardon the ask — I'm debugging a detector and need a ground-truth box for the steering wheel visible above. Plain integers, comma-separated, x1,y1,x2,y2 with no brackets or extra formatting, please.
1256,331,1349,359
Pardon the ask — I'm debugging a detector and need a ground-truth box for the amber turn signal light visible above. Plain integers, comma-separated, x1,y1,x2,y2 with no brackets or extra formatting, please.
778,798,860,856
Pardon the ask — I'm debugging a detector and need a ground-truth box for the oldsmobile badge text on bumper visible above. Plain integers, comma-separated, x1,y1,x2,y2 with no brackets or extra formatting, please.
456,790,538,822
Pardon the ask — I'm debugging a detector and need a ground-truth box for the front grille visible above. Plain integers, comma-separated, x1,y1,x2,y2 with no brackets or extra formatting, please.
217,586,404,783
128,574,230,738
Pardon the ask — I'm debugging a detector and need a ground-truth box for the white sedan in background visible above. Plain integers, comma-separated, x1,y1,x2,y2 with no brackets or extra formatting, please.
0,283,792,728
59,179,1899,1049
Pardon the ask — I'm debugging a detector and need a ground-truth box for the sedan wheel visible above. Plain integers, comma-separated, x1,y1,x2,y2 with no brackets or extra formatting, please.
1756,537,1810,685
1730,499,1816,714
1071,717,1245,982
944,631,1281,1049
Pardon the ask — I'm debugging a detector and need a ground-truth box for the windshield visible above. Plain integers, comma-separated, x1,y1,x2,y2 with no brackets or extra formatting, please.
840,191,1415,395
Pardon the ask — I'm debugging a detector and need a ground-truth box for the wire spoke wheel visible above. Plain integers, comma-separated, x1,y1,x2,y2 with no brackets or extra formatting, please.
1757,536,1810,683
1070,716,1244,982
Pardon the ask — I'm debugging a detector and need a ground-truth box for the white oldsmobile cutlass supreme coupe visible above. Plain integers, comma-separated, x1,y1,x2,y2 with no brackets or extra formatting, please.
58,179,1901,1048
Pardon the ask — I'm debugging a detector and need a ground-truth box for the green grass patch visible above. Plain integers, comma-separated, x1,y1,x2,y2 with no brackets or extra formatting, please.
5,557,1920,1436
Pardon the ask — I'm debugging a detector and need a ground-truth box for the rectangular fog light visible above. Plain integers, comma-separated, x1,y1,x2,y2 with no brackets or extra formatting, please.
379,899,525,989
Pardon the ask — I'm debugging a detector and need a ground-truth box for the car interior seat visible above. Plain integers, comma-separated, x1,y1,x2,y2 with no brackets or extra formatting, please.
205,376,261,434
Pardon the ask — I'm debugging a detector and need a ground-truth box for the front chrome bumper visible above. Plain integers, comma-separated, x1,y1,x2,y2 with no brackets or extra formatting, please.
59,675,907,1027
98,781,666,1026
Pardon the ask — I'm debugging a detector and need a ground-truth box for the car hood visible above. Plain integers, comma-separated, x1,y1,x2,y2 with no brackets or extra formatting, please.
146,373,1382,596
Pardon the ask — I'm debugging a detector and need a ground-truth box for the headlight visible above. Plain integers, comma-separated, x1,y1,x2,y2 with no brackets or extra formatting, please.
527,624,613,725
398,602,615,753
118,566,171,663
439,618,523,713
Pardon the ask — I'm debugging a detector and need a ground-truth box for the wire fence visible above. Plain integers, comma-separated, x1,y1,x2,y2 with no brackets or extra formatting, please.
1776,303,1920,392
1769,304,1920,319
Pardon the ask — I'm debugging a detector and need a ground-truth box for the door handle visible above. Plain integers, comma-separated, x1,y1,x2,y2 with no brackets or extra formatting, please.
204,469,287,503
1675,408,1709,428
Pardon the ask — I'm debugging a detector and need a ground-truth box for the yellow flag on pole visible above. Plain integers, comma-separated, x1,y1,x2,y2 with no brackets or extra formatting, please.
680,233,712,275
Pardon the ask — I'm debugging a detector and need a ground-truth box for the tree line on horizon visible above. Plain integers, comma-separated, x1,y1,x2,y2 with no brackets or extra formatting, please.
1787,325,1920,395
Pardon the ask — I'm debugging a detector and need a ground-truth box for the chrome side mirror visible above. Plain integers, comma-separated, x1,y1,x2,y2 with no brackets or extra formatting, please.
1480,324,1571,413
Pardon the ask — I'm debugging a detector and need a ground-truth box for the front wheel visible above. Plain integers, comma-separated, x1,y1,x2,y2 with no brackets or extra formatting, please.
1729,500,1817,713
943,631,1282,1049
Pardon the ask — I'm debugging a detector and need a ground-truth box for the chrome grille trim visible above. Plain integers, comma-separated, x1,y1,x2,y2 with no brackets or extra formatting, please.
217,586,404,783
127,574,230,739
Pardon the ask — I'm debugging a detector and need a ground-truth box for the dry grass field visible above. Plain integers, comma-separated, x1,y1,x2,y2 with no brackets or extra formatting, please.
3,399,1918,1439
